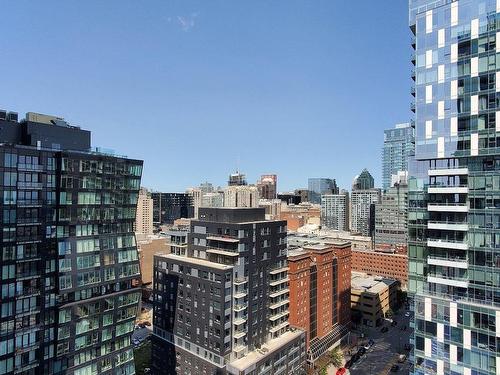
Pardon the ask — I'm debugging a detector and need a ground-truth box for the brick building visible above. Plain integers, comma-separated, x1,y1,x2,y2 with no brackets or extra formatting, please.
288,241,351,365
351,249,408,288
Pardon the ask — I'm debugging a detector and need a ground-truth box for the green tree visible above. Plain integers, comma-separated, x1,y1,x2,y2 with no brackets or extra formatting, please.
330,347,344,368
319,368,327,375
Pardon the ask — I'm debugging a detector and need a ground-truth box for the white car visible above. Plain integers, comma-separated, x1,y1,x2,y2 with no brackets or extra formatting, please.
405,312,410,317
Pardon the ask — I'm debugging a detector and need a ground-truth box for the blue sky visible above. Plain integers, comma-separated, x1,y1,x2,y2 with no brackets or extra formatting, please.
0,1,411,192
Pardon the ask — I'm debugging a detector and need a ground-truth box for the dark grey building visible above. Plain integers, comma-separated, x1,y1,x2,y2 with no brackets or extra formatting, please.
352,169,375,191
374,183,408,246
151,192,194,224
0,111,142,374
152,207,306,374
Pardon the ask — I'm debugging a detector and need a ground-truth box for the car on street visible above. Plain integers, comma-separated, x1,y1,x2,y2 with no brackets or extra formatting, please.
344,360,353,369
391,365,400,372
398,354,407,363
357,347,366,356
336,368,347,375
405,312,410,317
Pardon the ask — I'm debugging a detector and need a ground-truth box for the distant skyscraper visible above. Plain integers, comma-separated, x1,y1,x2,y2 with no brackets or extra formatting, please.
408,1,500,374
228,171,247,186
382,123,415,190
223,185,259,208
350,189,381,236
256,174,277,199
135,187,154,237
151,208,306,374
308,178,339,204
0,110,142,374
352,169,375,190
321,191,350,231
151,192,194,224
374,183,408,246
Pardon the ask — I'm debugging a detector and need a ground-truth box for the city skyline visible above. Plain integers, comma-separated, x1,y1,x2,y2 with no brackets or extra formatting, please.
0,1,411,192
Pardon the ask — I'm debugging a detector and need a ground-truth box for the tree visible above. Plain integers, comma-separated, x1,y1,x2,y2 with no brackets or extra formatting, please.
319,368,327,375
385,308,394,319
330,347,344,368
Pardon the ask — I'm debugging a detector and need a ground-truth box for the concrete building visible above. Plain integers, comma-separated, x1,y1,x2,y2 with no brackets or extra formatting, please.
351,272,399,327
351,249,408,288
290,231,372,251
256,174,277,199
308,178,339,204
259,198,283,220
352,169,375,190
382,123,415,191
288,241,351,365
0,110,142,374
374,183,408,246
151,208,306,374
151,192,194,224
350,189,381,236
137,236,170,299
321,191,349,231
135,187,154,238
280,203,321,231
223,185,259,208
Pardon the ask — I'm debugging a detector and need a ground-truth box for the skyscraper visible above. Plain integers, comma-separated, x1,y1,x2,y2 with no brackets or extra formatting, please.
308,178,339,204
382,123,415,191
256,174,278,199
350,189,381,236
352,169,375,190
321,191,350,231
374,183,408,247
223,185,259,208
408,1,500,374
0,111,142,374
135,187,154,237
151,207,306,374
151,192,194,224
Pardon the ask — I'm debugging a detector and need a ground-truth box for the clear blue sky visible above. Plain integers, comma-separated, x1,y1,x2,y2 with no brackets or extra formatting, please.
0,1,411,192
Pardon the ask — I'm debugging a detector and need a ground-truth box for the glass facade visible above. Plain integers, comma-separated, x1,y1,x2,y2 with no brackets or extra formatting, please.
382,123,415,190
308,178,339,204
408,1,500,374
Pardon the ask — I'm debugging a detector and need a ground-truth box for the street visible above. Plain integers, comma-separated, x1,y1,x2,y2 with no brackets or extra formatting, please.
348,309,412,375
133,326,153,345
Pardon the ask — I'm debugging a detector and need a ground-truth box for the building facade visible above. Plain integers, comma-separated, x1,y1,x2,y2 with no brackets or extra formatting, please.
382,123,415,191
223,185,259,208
256,174,278,200
321,192,350,231
374,183,409,246
151,208,306,374
408,1,500,374
352,169,375,191
308,178,339,204
351,249,408,288
151,192,194,224
350,189,381,236
135,187,154,237
0,111,142,374
288,242,351,365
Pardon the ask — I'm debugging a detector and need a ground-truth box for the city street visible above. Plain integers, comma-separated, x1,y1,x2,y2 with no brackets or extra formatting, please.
132,326,153,345
348,309,413,375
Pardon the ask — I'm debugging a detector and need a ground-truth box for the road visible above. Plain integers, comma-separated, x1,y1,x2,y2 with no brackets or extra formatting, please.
133,326,153,344
348,309,413,375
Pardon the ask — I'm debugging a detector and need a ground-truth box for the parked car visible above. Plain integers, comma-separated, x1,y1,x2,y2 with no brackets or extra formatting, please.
336,368,347,375
344,360,353,369
398,354,407,363
405,312,410,317
357,347,366,356
138,323,146,328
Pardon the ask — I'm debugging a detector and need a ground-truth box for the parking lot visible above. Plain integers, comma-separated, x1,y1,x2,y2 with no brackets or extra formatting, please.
346,309,413,375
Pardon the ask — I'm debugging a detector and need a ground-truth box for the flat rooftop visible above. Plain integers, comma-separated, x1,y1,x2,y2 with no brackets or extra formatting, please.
227,329,304,372
351,271,398,294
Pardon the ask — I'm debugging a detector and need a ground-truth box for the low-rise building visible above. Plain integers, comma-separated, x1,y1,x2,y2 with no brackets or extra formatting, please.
350,272,399,327
289,231,372,251
288,241,351,365
280,203,321,231
351,248,408,288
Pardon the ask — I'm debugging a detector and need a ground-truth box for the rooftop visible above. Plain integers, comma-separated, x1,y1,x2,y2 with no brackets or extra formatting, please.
156,253,233,271
351,271,398,294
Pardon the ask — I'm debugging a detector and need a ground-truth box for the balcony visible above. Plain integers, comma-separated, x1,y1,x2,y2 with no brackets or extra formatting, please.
427,275,469,288
234,303,247,312
234,331,247,339
206,248,239,257
411,68,416,81
427,239,468,250
269,310,289,322
234,291,248,299
427,221,468,231
269,266,288,275
17,182,43,190
427,256,468,269
428,167,468,176
428,185,468,194
269,288,289,299
411,86,415,96
234,277,248,285
269,277,289,287
269,321,289,333
234,317,247,325
17,164,44,172
17,200,43,207
206,235,239,243
411,102,416,112
427,203,468,213
269,299,289,310
233,345,246,353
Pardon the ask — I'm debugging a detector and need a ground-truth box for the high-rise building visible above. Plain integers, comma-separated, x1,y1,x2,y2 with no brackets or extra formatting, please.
352,169,375,190
288,241,351,365
374,183,408,246
228,171,247,186
256,174,277,199
151,192,194,224
321,191,350,231
308,178,339,204
408,1,500,374
382,123,415,191
135,187,154,237
0,110,142,374
151,207,306,374
350,189,381,236
223,185,259,208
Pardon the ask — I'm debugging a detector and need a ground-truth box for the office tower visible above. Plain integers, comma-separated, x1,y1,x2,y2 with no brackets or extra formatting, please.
374,183,408,246
308,178,339,204
352,169,375,190
382,123,415,191
189,186,224,219
135,187,154,237
321,192,350,231
151,192,194,224
408,1,500,374
256,174,278,199
350,189,381,236
288,241,351,366
228,171,247,186
223,185,259,208
199,181,215,193
151,208,306,374
0,111,142,374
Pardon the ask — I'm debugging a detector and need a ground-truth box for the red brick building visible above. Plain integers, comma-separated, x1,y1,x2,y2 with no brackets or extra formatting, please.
288,241,351,365
351,249,408,287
